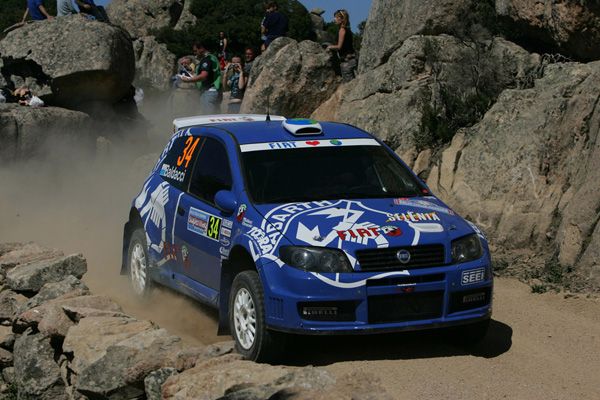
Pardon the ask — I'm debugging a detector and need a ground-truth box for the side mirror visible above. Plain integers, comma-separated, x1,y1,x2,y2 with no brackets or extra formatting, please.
214,190,238,215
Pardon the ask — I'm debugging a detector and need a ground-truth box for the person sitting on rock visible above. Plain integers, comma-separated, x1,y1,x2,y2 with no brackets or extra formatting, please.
327,9,357,82
0,87,44,107
57,0,77,17
75,0,109,22
223,55,247,114
22,0,54,22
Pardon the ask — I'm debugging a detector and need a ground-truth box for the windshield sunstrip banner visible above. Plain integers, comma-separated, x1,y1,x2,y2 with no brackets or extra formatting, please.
239,138,380,152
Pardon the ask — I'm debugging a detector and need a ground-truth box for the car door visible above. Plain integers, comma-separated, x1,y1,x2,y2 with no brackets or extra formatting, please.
174,136,234,290
146,134,198,280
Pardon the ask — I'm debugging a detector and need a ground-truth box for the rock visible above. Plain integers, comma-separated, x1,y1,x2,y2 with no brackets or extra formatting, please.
174,0,197,31
314,35,539,150
61,306,128,323
6,254,87,292
242,38,339,118
0,348,13,368
133,36,176,92
16,294,122,333
496,0,600,61
144,368,178,400
310,8,325,16
0,15,134,109
358,0,474,71
0,103,92,164
0,325,15,350
13,329,67,399
2,367,15,385
18,275,89,313
427,60,600,290
107,0,184,38
0,243,63,276
65,317,183,399
0,290,27,323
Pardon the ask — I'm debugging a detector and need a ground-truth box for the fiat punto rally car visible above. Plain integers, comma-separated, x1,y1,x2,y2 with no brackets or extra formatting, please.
122,114,493,361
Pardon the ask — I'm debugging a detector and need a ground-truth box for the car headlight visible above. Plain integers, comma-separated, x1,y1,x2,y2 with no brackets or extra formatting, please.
451,234,483,264
279,246,352,273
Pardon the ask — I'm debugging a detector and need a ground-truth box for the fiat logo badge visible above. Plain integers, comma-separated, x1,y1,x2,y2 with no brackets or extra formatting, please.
396,249,411,264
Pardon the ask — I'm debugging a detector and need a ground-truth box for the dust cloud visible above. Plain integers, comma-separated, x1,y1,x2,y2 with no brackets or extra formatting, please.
0,100,221,347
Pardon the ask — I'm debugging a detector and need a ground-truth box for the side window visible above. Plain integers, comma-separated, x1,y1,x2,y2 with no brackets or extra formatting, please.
189,137,232,204
158,135,203,191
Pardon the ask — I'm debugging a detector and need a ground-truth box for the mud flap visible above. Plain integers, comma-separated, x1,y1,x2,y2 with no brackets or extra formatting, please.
217,260,232,335
121,221,132,275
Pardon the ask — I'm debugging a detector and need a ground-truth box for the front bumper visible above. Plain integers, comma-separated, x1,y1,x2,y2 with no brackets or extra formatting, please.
261,258,493,334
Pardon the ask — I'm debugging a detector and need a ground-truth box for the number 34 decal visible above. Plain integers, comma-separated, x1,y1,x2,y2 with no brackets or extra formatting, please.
177,137,201,168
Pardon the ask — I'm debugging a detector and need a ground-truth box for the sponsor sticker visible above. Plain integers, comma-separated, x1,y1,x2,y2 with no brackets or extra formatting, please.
220,227,231,238
222,219,233,229
240,138,381,152
219,246,231,257
336,225,402,240
187,208,208,235
461,267,486,285
242,217,253,228
236,204,247,222
386,211,441,223
220,237,231,247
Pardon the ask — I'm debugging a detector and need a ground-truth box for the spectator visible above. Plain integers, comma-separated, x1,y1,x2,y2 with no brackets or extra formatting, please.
327,9,357,82
171,56,195,88
57,0,77,16
243,47,256,76
223,56,247,114
75,0,109,22
181,42,223,115
261,1,288,51
0,86,44,107
218,31,228,61
22,0,54,22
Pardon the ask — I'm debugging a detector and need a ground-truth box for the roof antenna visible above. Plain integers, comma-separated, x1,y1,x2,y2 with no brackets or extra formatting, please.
266,93,271,122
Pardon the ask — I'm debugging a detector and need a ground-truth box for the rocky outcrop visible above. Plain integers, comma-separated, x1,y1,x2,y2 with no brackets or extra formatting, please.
242,37,339,118
0,15,134,109
496,0,600,61
0,104,92,163
174,0,197,31
310,8,335,44
358,0,474,72
133,36,176,92
426,61,600,291
107,0,184,38
313,35,539,150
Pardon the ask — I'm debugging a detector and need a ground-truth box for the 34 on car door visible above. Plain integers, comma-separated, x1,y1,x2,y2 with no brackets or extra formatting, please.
174,136,234,291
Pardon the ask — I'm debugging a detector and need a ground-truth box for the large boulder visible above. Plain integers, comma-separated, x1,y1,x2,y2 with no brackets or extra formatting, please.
313,35,539,151
0,104,92,162
174,0,197,31
0,15,134,109
427,60,600,290
6,253,87,292
107,0,184,38
358,0,475,71
0,243,63,277
133,36,176,92
496,0,600,61
241,37,339,118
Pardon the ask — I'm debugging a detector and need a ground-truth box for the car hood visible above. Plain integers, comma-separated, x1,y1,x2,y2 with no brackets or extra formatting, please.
253,197,474,259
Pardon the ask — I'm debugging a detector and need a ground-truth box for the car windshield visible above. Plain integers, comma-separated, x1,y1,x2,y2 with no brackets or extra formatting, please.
242,145,425,204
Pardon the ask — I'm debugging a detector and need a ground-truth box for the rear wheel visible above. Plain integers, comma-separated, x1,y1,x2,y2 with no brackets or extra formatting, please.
127,228,153,297
229,270,285,362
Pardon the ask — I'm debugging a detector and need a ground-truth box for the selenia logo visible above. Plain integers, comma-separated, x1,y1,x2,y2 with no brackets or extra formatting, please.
160,163,185,182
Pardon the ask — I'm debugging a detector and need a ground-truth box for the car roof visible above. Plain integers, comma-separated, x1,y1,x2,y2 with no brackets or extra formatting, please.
182,120,373,145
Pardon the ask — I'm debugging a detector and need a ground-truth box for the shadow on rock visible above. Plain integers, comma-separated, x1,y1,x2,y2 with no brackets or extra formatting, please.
281,319,512,366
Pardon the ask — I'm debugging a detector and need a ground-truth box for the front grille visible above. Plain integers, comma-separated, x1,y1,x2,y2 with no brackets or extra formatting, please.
356,244,446,271
366,273,445,287
368,291,444,324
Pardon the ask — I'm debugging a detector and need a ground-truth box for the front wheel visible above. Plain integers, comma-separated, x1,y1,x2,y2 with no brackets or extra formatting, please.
127,228,153,297
229,270,285,362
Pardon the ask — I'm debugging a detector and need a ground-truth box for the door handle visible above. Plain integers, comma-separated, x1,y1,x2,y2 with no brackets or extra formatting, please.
177,206,186,216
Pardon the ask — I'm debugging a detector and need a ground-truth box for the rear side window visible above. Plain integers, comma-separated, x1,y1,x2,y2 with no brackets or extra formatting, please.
158,136,203,191
189,137,232,204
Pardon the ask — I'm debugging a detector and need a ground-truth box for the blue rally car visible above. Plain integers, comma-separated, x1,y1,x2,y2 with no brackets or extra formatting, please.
122,114,493,361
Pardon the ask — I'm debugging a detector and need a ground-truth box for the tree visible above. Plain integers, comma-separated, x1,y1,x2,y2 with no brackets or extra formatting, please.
154,0,314,58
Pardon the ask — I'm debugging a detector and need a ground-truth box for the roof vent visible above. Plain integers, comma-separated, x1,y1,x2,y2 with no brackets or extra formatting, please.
282,118,323,136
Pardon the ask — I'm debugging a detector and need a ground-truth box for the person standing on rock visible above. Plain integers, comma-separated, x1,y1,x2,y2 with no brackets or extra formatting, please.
181,42,223,115
75,0,109,22
57,0,77,16
327,9,357,82
261,1,288,51
22,0,54,22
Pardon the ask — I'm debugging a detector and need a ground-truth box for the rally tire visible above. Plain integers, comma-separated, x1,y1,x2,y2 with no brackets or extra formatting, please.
229,270,286,362
446,318,491,346
127,228,153,298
